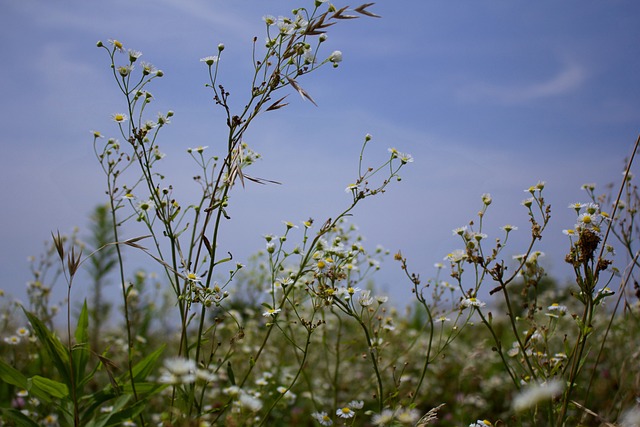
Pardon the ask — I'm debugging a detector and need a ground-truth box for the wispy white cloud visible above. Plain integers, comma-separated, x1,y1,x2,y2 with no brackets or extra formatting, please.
457,60,588,105
155,0,256,39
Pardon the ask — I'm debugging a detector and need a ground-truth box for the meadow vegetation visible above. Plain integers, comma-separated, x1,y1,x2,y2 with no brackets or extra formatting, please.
1,2,639,426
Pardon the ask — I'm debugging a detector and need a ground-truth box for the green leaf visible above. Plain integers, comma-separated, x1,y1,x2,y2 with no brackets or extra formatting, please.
29,375,69,399
0,408,41,427
0,357,29,390
22,308,71,390
120,382,167,396
83,395,131,427
102,398,148,427
129,345,165,383
73,300,91,392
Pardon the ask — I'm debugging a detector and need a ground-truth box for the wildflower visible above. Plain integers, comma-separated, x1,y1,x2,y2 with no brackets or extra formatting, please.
140,61,157,75
395,407,420,424
469,421,493,427
92,130,104,138
512,380,563,412
223,385,241,396
507,342,520,357
526,251,545,264
128,49,142,62
562,229,576,236
157,112,171,125
584,202,599,214
108,39,124,51
359,290,374,307
345,183,359,192
620,406,640,427
461,297,486,308
481,193,492,205
547,303,567,314
200,56,219,66
312,411,333,426
42,414,59,427
372,409,395,426
470,232,488,241
577,212,598,227
4,335,20,345
444,249,466,263
185,271,201,283
336,406,355,418
277,18,294,35
122,420,136,427
437,316,450,322
263,15,276,26
453,226,467,236
117,64,133,77
159,357,197,384
238,392,263,411
328,50,343,65
186,146,208,155
399,152,414,164
376,295,389,304
568,202,585,212
501,224,517,232
348,400,364,409
262,308,281,317
521,197,534,208
111,113,127,123
137,199,155,211
218,43,225,51
16,327,29,337
282,220,298,229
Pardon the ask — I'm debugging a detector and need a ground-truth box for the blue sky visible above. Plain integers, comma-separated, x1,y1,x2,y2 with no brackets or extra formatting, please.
1,0,639,309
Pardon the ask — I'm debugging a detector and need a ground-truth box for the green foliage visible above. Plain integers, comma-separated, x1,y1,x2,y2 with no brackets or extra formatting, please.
1,1,639,426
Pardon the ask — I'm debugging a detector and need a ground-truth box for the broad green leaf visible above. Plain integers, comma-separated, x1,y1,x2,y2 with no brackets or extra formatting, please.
29,375,69,399
0,357,29,390
22,308,71,390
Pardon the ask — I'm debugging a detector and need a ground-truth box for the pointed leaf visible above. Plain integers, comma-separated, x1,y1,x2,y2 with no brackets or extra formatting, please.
118,344,164,385
286,76,318,106
82,394,131,427
354,3,381,18
0,357,29,389
29,375,69,399
22,308,71,390
73,300,90,390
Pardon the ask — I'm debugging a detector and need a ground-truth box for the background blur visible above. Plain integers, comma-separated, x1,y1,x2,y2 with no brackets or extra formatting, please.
1,0,639,308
